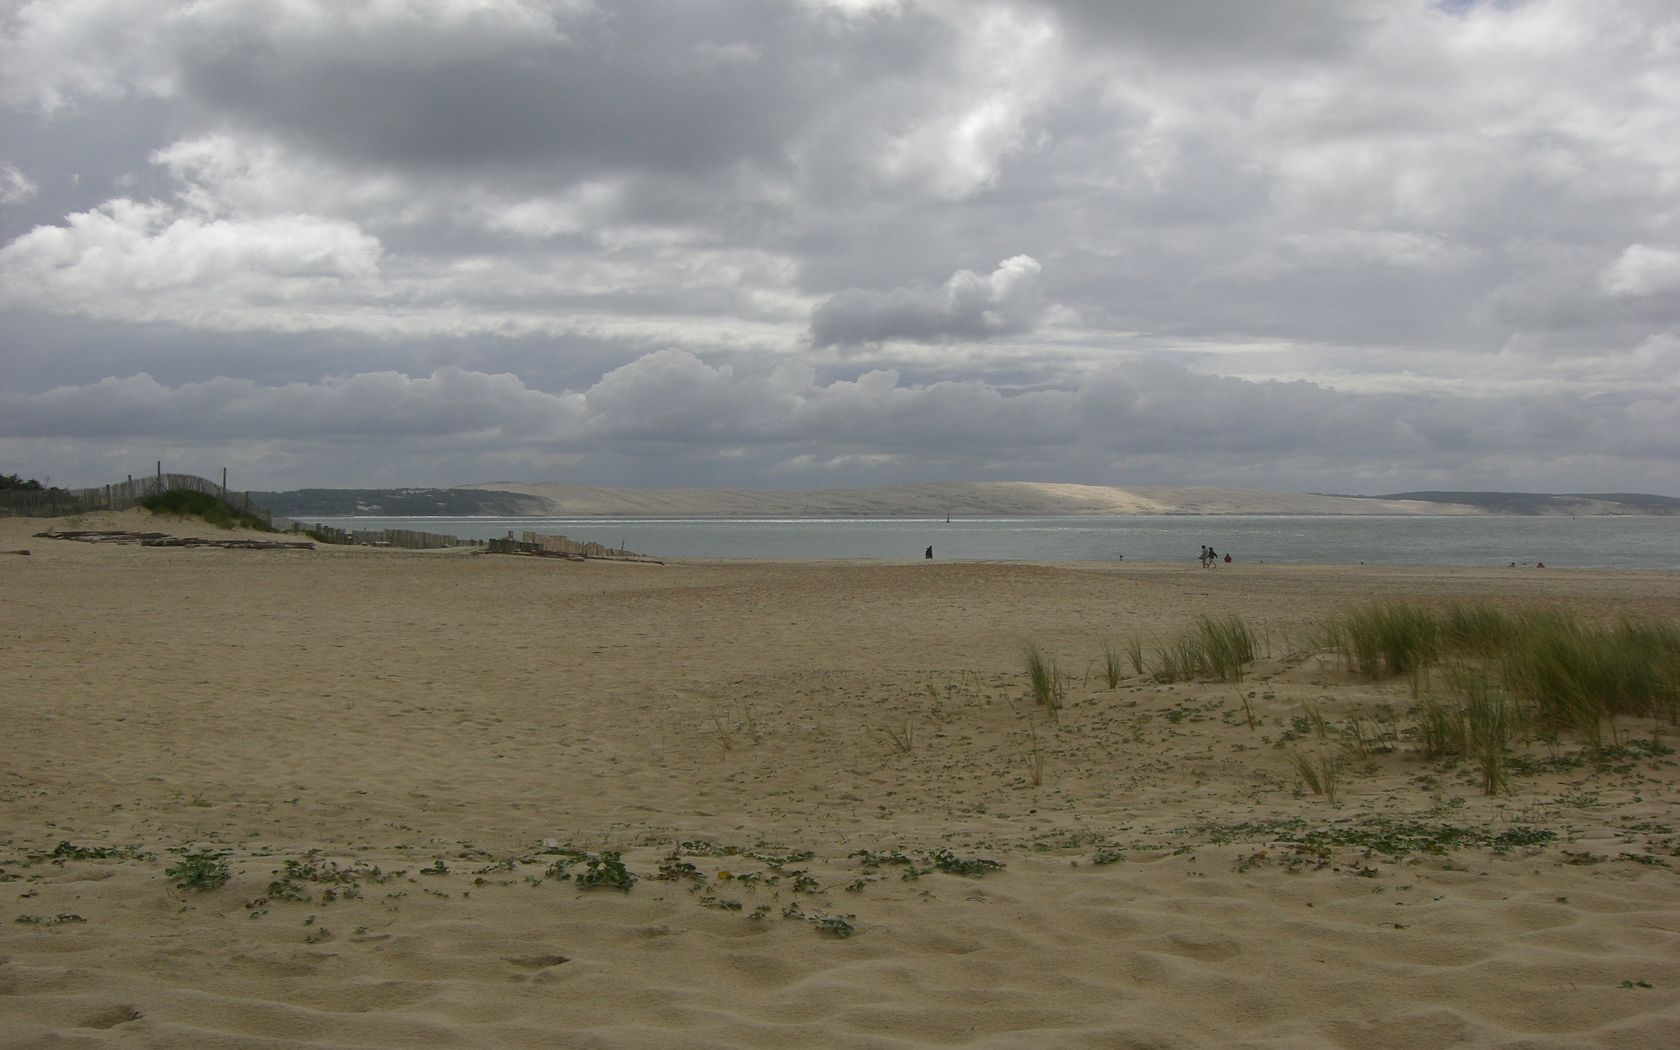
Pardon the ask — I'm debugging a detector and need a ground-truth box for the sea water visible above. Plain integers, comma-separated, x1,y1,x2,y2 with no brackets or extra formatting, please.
295,514,1680,570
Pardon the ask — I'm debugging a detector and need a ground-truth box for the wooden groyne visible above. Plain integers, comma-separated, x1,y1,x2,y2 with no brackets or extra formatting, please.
297,524,484,550
483,530,652,562
297,525,651,561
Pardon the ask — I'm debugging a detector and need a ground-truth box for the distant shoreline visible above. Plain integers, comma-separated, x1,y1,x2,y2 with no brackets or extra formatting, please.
252,480,1680,520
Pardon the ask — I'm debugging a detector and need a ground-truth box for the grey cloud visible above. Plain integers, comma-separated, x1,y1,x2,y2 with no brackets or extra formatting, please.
160,0,965,187
1040,0,1382,63
0,160,37,204
811,256,1047,347
0,369,579,441
6,353,1676,492
1602,245,1680,299
4,1,1680,495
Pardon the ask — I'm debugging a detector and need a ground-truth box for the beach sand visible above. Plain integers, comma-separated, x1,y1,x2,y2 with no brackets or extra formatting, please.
4,509,1679,1048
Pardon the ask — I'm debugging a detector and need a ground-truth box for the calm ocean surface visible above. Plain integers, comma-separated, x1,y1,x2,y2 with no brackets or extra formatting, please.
298,514,1680,570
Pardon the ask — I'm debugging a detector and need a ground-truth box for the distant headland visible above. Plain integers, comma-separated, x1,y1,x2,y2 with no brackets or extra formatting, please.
249,481,1680,519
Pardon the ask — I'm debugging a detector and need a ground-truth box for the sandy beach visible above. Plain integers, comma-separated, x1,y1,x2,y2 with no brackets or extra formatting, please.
4,509,1679,1048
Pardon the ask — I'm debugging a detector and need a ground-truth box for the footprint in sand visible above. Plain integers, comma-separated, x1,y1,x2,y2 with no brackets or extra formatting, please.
80,1005,142,1029
505,954,571,970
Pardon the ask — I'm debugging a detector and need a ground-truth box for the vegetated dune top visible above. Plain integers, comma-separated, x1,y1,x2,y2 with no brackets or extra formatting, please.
461,481,1477,518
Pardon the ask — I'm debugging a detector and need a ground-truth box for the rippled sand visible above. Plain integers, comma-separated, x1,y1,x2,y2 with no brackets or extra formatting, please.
4,510,1678,1048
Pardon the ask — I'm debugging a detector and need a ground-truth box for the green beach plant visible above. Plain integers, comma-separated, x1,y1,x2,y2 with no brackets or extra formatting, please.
880,720,916,754
1151,614,1258,683
141,489,272,532
1124,634,1146,675
1101,641,1124,689
1023,644,1066,711
1289,749,1343,803
1412,696,1466,760
1457,667,1515,795
1197,613,1259,682
1008,709,1047,787
1441,602,1513,655
1334,602,1441,678
1152,634,1202,683
166,849,232,891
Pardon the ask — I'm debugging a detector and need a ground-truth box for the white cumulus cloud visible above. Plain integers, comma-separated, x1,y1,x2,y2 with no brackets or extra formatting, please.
811,255,1048,346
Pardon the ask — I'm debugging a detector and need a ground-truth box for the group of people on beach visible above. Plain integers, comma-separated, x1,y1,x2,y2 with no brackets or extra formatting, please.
1199,543,1230,568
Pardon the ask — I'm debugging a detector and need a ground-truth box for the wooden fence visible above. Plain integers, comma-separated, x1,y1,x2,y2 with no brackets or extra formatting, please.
298,524,484,550
0,472,272,526
1,477,648,561
298,526,633,557
481,530,643,560
520,530,632,558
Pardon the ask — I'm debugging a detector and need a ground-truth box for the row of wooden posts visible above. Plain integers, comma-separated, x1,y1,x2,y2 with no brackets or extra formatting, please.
0,466,270,525
0,467,641,560
299,526,639,559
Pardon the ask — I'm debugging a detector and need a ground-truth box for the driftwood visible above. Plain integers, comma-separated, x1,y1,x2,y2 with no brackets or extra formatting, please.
36,530,314,551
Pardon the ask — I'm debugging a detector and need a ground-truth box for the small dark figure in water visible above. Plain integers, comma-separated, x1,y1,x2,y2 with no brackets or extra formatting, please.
925,545,933,560
1224,553,1232,563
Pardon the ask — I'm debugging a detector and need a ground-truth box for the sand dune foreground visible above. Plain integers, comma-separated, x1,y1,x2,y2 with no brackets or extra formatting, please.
4,510,1679,1048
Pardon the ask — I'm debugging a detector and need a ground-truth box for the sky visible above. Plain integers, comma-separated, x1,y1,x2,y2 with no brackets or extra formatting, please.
2,0,1678,494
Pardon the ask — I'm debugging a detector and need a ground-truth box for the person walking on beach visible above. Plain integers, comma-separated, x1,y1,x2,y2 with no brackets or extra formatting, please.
1199,544,1210,568
925,545,933,560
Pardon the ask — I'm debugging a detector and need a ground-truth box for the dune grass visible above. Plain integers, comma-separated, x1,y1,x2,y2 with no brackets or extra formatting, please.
1289,749,1343,803
1153,614,1258,683
1124,634,1146,675
1323,600,1680,787
140,489,273,532
1023,644,1066,711
1328,602,1441,678
1101,641,1124,689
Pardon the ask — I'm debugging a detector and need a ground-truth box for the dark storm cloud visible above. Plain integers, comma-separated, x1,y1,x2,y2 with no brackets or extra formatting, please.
7,352,1676,487
173,2,826,176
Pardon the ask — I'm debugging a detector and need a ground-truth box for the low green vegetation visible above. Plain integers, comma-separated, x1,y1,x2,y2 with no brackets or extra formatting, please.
1316,600,1680,792
1063,601,1673,802
1324,602,1441,678
166,849,232,891
141,489,273,531
1288,748,1343,803
1101,641,1124,689
1023,643,1066,711
1154,614,1258,683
